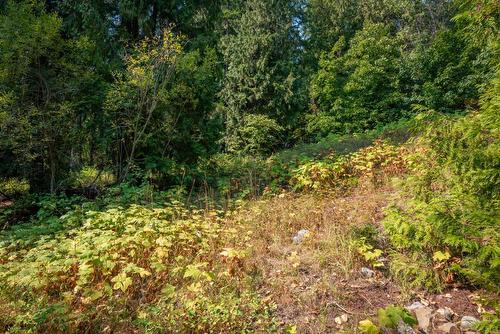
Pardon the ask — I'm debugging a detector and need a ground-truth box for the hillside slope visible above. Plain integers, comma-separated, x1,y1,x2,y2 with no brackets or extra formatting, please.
1,135,498,333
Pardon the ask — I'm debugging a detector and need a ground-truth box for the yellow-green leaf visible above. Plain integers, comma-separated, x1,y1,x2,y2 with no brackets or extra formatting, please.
111,272,133,292
433,251,451,262
358,319,380,334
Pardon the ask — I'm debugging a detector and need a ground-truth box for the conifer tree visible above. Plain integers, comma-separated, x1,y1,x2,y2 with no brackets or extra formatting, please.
219,0,304,152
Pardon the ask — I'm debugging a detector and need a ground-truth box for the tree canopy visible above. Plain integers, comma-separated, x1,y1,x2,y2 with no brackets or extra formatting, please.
1,0,496,191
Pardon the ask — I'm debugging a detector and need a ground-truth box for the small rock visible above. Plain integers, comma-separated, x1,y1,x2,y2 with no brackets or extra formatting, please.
414,306,433,332
334,314,348,325
437,322,460,334
361,267,375,278
292,229,310,244
460,316,479,330
436,307,455,322
297,229,309,237
407,301,425,311
397,321,416,334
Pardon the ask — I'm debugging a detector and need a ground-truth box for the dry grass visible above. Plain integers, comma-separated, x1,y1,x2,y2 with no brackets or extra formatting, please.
217,141,497,334
230,183,407,333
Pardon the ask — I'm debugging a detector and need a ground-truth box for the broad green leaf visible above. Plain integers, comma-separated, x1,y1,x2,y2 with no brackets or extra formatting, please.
111,272,133,292
161,284,176,299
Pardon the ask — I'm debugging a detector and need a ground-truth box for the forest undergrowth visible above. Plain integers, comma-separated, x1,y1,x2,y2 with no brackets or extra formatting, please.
1,116,498,333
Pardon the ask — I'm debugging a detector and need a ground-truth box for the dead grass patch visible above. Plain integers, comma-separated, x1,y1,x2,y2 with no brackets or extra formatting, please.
231,185,407,333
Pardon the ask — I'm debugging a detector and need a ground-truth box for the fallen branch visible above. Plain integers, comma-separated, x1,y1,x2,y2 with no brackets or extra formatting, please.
327,300,376,316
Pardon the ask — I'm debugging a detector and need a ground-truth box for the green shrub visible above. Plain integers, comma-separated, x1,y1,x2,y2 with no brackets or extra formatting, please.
0,203,275,333
290,155,348,191
290,140,407,192
0,193,86,230
359,305,416,334
224,114,284,155
377,305,417,329
0,178,30,198
388,252,443,293
196,153,274,200
383,74,500,290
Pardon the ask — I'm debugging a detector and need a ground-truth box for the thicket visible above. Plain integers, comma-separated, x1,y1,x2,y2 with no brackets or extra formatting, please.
0,193,276,333
380,0,499,292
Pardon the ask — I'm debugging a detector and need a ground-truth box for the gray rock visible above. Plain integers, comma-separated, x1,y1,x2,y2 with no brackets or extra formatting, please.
361,267,375,278
436,307,455,322
460,316,479,330
414,306,433,332
406,301,425,311
397,321,416,334
292,229,310,244
297,229,309,237
436,322,460,334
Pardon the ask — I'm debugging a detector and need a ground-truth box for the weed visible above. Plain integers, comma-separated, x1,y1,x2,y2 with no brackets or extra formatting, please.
0,203,276,333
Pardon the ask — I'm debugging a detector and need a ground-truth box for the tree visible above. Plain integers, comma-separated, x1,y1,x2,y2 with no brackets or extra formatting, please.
0,0,104,192
53,0,227,51
303,0,454,70
309,22,404,136
104,29,182,181
304,0,362,63
218,0,304,152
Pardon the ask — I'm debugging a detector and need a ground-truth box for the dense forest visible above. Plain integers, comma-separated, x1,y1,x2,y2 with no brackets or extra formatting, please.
0,0,498,333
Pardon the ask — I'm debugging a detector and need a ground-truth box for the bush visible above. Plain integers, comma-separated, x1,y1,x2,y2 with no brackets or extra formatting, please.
383,75,500,290
290,140,407,192
0,203,275,333
196,153,273,200
359,305,416,334
231,114,284,155
0,178,30,198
